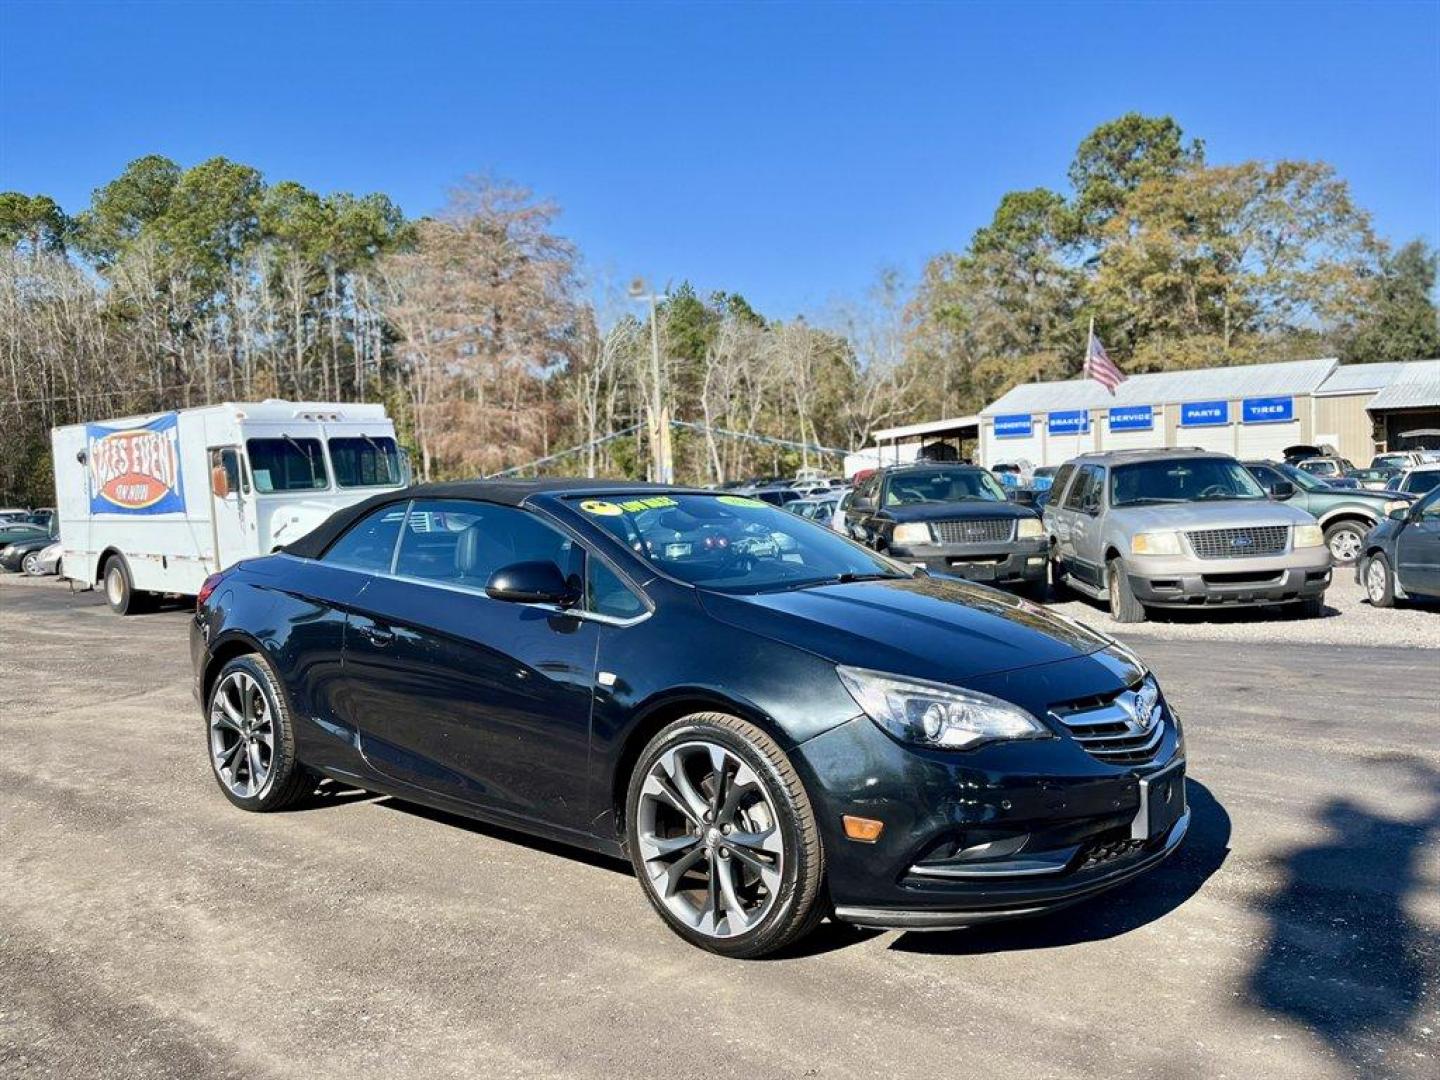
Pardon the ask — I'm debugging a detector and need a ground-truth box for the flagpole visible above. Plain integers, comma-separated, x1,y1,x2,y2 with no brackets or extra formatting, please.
1084,316,1095,454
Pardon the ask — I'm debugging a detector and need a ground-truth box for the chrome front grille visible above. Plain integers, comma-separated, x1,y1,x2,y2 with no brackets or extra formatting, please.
931,518,1015,544
1184,525,1288,559
1050,680,1166,765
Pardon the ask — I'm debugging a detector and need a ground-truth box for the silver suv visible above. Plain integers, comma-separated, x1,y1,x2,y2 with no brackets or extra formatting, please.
1043,449,1331,622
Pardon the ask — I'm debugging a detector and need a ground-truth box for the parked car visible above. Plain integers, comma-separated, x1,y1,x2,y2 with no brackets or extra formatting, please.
1045,450,1331,623
843,464,1047,596
786,494,841,524
0,527,59,573
1296,455,1355,481
1030,466,1059,493
0,521,49,548
1346,467,1400,491
33,539,64,577
1387,463,1440,498
1371,451,1426,471
749,486,803,507
1243,461,1414,565
195,480,1189,957
0,508,30,523
26,508,54,528
1358,488,1440,606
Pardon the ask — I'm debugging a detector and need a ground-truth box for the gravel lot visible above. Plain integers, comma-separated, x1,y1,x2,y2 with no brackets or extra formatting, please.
1045,574,1440,650
2,572,1437,1080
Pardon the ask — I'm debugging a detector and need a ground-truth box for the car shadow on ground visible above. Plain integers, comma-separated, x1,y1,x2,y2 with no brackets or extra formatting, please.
1055,589,1343,625
887,779,1230,956
1243,758,1440,1071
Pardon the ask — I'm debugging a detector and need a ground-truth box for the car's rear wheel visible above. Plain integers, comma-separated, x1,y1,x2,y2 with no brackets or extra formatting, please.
207,654,311,812
102,555,150,615
1363,553,1395,608
626,713,825,958
1323,521,1367,565
1107,557,1147,623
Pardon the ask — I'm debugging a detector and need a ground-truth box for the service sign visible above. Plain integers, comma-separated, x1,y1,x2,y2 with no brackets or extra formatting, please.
1108,405,1153,432
1180,400,1230,427
86,413,186,515
993,414,1033,439
1047,410,1090,436
1242,396,1294,424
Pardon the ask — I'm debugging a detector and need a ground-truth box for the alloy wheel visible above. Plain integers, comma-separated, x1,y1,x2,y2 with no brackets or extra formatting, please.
209,670,275,798
1365,558,1388,603
1328,528,1362,563
22,552,43,576
635,741,784,938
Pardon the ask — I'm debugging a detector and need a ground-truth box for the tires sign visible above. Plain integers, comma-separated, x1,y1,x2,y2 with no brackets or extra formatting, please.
86,413,186,514
1242,396,1294,423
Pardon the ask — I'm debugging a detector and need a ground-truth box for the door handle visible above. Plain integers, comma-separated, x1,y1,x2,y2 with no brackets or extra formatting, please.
359,624,394,646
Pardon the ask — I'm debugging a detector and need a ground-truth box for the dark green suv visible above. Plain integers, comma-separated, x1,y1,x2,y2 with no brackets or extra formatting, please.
1244,461,1415,565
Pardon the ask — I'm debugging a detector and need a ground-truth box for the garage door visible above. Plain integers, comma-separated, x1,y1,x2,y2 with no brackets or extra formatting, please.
1102,418,1163,453
1182,424,1238,454
1237,420,1303,462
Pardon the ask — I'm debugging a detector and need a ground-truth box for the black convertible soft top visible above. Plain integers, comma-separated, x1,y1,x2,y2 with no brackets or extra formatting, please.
283,478,702,559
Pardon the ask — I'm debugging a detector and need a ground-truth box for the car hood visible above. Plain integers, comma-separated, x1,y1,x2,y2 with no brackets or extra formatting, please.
1106,500,1314,530
883,501,1033,524
699,574,1123,684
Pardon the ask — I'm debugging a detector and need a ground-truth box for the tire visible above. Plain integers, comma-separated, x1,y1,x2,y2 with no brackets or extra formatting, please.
205,653,312,812
1323,521,1367,566
1107,557,1147,623
1018,577,1050,604
1047,548,1070,599
1363,553,1395,608
1294,594,1326,619
22,551,44,576
101,555,150,615
625,712,825,958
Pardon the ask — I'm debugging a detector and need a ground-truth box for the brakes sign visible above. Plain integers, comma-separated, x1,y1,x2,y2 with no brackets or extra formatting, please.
86,413,186,514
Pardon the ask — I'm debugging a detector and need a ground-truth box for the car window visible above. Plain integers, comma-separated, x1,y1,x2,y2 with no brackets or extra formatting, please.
1416,489,1440,520
1062,466,1099,510
320,504,407,573
852,474,879,508
572,492,907,593
329,437,404,488
1246,463,1285,489
247,438,328,492
394,499,576,591
586,556,646,619
1048,463,1076,505
1406,471,1440,496
882,467,1005,507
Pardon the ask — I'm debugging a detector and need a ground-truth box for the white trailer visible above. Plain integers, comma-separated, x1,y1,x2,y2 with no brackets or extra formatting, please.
52,401,407,612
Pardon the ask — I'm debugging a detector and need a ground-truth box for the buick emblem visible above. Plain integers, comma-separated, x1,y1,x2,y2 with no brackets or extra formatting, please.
1123,684,1160,731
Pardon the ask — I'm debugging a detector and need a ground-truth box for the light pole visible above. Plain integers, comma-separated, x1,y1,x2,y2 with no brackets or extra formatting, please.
628,278,672,483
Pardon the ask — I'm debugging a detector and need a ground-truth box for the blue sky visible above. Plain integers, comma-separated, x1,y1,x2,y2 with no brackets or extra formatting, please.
2,1,1436,318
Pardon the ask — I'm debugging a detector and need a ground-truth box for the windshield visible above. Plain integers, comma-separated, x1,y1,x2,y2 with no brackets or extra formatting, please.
884,467,1006,507
1111,458,1267,506
247,438,328,492
329,436,404,488
571,493,909,593
1406,470,1440,495
1273,462,1331,492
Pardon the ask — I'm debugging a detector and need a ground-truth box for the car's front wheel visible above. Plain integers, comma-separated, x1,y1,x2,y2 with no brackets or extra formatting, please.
1323,521,1367,565
626,713,826,958
1363,553,1395,608
1107,557,1147,623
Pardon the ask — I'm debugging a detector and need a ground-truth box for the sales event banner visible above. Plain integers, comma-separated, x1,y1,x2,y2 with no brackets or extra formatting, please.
1242,396,1295,424
87,413,186,514
1108,405,1154,432
1180,400,1230,427
1047,410,1091,436
993,414,1034,439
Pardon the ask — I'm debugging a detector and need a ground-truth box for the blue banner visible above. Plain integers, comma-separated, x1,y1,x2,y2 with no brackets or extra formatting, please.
993,414,1033,439
1047,410,1090,436
86,413,186,515
1242,396,1294,424
1180,400,1230,427
1108,405,1154,432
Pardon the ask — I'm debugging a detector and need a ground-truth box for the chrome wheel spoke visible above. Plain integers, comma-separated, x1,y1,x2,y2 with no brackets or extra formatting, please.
726,841,780,886
727,824,781,855
714,854,751,932
660,845,708,898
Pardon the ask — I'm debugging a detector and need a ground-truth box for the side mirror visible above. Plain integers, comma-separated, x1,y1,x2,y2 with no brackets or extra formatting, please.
1081,500,1101,517
1389,506,1411,522
1270,480,1295,499
485,560,577,606
210,465,230,499
1007,488,1037,506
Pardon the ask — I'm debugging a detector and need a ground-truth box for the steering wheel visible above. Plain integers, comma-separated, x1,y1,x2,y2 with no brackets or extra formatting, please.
1196,484,1229,499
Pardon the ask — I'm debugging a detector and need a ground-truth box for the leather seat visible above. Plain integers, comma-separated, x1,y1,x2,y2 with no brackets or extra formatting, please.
454,521,513,585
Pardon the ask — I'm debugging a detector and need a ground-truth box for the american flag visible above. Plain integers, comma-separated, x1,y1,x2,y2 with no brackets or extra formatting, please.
1084,330,1126,394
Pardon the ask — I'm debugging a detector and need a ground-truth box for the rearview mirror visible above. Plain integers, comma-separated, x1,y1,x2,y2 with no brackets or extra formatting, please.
485,560,577,606
1269,480,1295,499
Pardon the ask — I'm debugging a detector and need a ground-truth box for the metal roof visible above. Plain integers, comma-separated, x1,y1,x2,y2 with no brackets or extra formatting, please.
1367,359,1440,411
1313,362,1413,396
870,415,980,441
980,357,1339,416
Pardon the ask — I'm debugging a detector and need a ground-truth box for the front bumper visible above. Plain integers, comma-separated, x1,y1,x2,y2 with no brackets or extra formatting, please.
890,538,1048,585
792,688,1187,928
1125,546,1331,607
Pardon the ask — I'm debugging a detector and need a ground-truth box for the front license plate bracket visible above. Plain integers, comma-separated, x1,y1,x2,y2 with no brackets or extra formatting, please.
1130,760,1186,841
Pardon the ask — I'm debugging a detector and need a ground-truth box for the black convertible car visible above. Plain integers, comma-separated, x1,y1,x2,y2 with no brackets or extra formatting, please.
192,480,1188,957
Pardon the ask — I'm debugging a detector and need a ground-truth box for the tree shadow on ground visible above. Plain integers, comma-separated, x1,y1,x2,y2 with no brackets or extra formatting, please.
890,779,1230,956
1244,758,1440,1072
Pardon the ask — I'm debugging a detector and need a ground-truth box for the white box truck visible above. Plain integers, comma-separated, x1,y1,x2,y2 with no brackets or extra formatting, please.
52,400,408,613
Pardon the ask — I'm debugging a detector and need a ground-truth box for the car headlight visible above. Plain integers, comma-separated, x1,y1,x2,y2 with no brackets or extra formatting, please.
891,523,932,545
1016,518,1044,540
0,546,13,558
837,666,1048,750
1131,531,1183,556
1294,524,1324,548
1382,500,1408,516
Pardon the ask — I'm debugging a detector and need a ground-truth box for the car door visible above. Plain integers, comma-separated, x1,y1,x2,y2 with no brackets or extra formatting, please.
340,498,603,831
1395,490,1440,596
845,474,883,545
207,446,252,571
1058,465,1104,585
